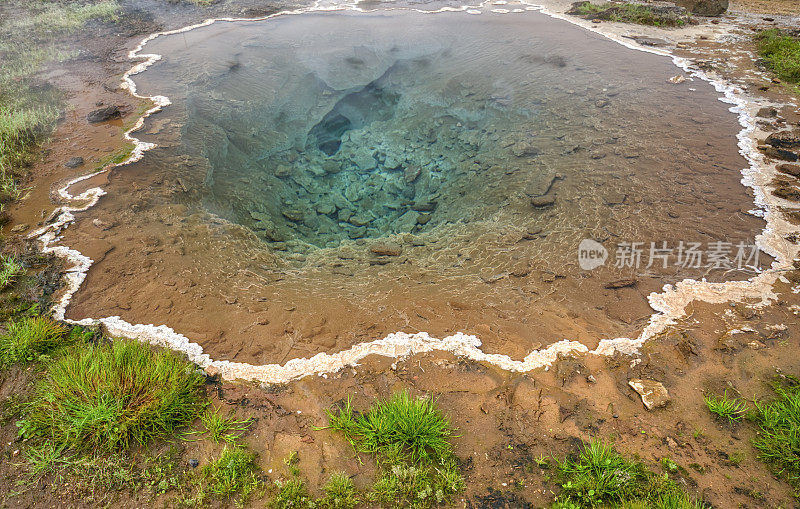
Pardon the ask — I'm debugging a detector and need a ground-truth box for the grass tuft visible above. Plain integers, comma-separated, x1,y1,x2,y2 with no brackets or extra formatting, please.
324,391,464,508
704,391,747,423
201,445,263,502
0,316,67,367
755,29,800,84
0,255,24,290
18,339,205,452
555,440,702,508
319,472,360,509
200,405,252,443
325,391,455,464
752,378,800,489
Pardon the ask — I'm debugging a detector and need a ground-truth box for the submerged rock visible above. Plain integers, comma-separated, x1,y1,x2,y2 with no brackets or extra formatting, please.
629,379,670,410
531,194,556,208
370,242,403,256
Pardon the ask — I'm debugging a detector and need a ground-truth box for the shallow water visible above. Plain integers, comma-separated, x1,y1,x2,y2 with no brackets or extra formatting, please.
61,7,766,364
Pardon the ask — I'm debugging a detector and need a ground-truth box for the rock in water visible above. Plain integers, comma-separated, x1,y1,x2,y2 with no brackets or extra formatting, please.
531,194,556,208
673,0,728,16
629,379,670,410
87,105,121,123
370,242,403,256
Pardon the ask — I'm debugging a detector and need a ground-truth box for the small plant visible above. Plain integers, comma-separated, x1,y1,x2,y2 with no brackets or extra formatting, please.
324,391,456,463
752,378,800,489
568,1,689,27
704,391,747,422
661,457,679,474
323,391,464,508
319,472,359,509
200,405,252,443
0,316,67,367
19,339,205,452
0,255,24,290
201,445,263,503
556,440,701,507
756,29,800,84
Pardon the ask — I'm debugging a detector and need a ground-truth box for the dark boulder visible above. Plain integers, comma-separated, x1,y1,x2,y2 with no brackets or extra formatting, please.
766,131,800,149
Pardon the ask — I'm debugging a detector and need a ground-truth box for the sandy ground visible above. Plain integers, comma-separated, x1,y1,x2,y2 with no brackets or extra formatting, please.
2,0,800,506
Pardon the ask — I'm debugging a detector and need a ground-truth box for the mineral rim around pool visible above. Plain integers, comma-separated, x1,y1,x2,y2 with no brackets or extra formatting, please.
61,7,766,365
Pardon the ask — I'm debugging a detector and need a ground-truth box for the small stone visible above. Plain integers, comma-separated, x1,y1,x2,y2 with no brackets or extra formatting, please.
761,145,799,162
765,131,800,149
404,165,421,183
282,209,304,222
668,75,686,84
777,164,800,178
64,157,84,168
189,459,200,468
411,201,437,212
756,106,778,118
348,226,366,239
628,379,670,410
586,374,597,384
92,218,114,230
604,279,637,289
531,194,556,208
348,214,372,227
370,242,402,256
595,99,609,108
774,185,800,201
10,224,28,233
322,160,342,174
603,191,627,205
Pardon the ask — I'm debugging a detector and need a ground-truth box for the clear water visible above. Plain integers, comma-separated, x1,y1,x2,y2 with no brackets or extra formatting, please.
64,7,765,363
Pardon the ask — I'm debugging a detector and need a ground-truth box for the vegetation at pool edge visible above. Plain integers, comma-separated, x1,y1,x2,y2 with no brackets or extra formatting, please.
0,0,120,212
755,29,800,85
568,1,690,27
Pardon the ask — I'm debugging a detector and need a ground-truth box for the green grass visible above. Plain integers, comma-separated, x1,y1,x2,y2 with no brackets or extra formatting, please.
200,405,252,443
323,391,464,508
0,255,25,290
319,472,360,509
0,0,120,204
751,379,800,489
756,29,800,84
18,339,206,453
0,316,67,367
324,391,456,463
554,440,702,508
200,445,263,503
569,1,688,27
704,391,747,423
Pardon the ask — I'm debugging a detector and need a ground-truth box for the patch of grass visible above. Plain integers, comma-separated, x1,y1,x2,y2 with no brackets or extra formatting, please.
0,255,24,290
270,477,315,509
8,1,119,35
319,472,360,509
201,445,263,504
323,391,464,508
370,458,464,508
751,378,800,489
756,29,800,84
555,440,701,508
200,405,252,443
568,1,689,27
0,316,67,367
325,391,455,463
18,339,206,453
704,391,747,422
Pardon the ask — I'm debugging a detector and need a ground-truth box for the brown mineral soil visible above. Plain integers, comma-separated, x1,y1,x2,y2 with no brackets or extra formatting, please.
731,0,800,16
3,0,800,507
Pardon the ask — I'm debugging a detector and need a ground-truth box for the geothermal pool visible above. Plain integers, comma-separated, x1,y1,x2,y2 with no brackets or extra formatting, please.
58,5,766,367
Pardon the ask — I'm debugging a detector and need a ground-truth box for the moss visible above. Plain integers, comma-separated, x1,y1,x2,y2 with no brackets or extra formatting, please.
756,29,800,84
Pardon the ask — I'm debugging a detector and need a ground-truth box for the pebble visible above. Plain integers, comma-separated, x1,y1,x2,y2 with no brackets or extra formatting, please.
189,459,199,468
